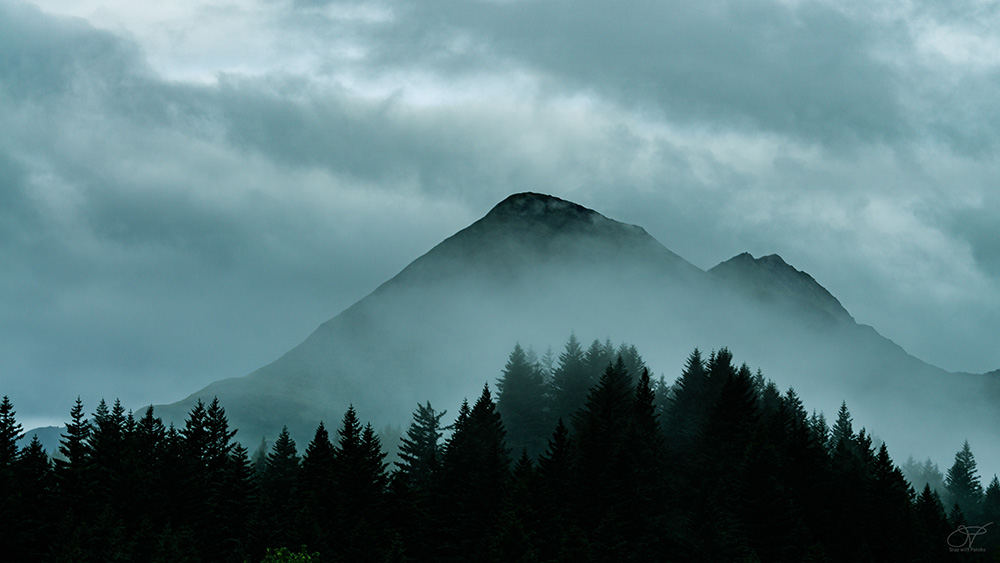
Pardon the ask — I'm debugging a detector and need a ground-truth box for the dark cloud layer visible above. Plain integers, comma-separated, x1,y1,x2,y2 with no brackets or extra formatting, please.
374,0,907,147
1,0,999,434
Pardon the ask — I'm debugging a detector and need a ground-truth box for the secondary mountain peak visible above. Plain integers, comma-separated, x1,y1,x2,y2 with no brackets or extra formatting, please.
709,251,854,325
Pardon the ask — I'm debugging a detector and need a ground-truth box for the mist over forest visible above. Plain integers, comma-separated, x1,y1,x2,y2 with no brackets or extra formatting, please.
4,192,1000,561
139,193,1000,476
2,340,996,561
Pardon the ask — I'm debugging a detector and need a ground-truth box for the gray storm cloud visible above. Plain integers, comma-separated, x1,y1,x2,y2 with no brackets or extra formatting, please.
1,0,998,446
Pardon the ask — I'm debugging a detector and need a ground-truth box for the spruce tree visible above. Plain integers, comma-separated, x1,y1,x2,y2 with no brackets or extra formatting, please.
297,421,336,557
0,395,21,544
260,426,301,553
437,385,511,561
535,418,585,561
89,399,129,503
945,439,983,520
663,348,708,451
617,343,647,387
914,484,951,562
0,396,22,468
867,442,916,561
396,401,445,489
488,449,541,562
830,401,854,451
982,476,1000,525
570,355,635,559
202,398,246,563
496,343,550,458
331,407,390,562
56,396,92,514
11,435,55,561
550,334,590,421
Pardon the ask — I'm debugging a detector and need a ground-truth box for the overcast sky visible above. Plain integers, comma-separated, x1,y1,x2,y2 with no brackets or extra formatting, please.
3,0,999,429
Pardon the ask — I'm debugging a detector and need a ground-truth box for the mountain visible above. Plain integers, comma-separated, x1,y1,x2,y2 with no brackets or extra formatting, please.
709,252,854,325
152,193,1000,469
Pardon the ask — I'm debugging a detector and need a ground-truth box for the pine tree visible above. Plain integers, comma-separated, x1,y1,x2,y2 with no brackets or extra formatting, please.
1,398,31,560
396,402,445,489
830,401,854,451
488,449,541,562
203,398,246,563
583,339,615,383
550,334,590,421
0,396,22,468
437,385,511,561
570,355,635,559
260,426,301,553
0,395,22,543
663,348,708,449
389,402,446,561
913,484,951,562
331,407,390,562
296,422,336,556
497,343,550,458
535,418,585,561
867,442,916,561
219,443,256,563
945,439,983,521
10,435,55,561
56,396,92,513
982,476,1000,525
89,399,129,503
617,343,647,387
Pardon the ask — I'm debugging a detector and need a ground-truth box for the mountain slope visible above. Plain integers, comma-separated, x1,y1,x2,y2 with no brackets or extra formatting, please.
153,193,1000,470
709,252,854,325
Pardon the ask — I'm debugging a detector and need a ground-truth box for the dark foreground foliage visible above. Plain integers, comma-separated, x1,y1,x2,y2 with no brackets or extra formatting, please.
1,339,996,561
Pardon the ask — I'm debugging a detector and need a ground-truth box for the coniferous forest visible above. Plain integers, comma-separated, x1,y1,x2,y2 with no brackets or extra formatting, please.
1,337,997,562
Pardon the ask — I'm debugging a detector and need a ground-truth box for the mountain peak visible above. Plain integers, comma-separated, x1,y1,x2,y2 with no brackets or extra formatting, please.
709,252,854,325
487,192,597,222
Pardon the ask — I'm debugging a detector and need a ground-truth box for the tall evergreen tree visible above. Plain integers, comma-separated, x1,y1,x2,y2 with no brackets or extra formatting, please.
830,400,854,451
396,402,445,489
89,399,129,503
0,396,22,468
913,484,951,562
203,398,247,563
10,435,55,561
260,425,301,553
56,396,92,512
866,442,916,561
331,407,390,562
438,385,511,561
534,418,587,561
570,355,635,559
945,439,983,520
550,334,590,421
0,395,22,549
617,343,647,387
982,476,1000,525
497,343,550,458
663,348,708,450
297,421,336,556
583,339,615,382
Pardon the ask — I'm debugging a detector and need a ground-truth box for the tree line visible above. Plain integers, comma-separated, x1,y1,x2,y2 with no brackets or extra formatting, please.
1,336,997,562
